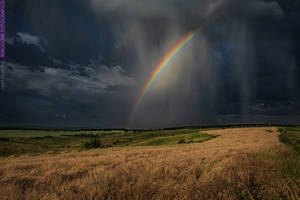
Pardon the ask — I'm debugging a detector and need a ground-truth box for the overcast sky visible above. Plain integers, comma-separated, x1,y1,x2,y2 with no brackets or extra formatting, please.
1,0,300,129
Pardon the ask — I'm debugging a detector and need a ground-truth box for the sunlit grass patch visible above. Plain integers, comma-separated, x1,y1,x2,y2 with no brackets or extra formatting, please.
133,132,217,146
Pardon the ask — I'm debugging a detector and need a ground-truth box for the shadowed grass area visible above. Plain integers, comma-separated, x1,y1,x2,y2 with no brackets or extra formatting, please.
253,146,300,182
0,136,89,157
0,129,124,138
276,127,300,186
278,127,300,153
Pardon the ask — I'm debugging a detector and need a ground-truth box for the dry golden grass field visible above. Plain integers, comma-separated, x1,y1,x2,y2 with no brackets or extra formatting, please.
0,127,299,200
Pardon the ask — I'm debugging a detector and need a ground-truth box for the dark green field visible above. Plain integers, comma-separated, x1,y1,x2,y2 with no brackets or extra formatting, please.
0,129,217,157
279,127,300,153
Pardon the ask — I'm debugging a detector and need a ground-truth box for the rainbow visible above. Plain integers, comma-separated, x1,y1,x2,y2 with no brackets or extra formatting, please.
128,10,224,126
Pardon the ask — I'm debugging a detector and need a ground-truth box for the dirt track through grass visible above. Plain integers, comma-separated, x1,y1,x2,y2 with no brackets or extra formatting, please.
0,127,299,199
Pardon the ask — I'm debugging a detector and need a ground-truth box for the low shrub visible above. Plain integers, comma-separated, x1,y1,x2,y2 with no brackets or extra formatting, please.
83,138,102,149
0,138,9,141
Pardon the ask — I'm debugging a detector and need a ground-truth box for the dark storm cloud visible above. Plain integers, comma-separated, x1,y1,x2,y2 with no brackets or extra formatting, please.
4,59,134,95
0,59,134,128
2,0,300,128
6,0,114,64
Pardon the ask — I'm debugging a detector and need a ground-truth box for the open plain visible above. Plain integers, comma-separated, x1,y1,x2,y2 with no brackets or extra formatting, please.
0,127,299,200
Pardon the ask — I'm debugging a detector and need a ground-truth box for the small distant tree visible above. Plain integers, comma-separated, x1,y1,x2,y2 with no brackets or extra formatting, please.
83,138,102,149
